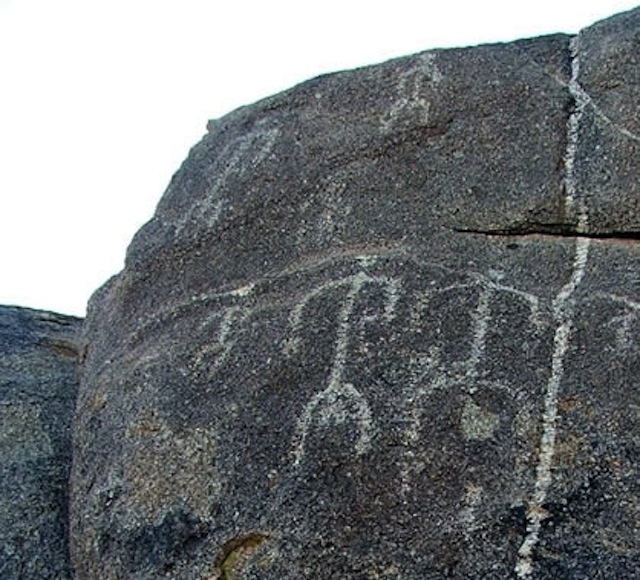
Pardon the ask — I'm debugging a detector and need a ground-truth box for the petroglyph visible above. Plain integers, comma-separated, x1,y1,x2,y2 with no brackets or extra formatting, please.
404,377,522,457
459,482,484,534
398,374,531,509
173,121,280,236
132,283,255,342
596,293,640,349
277,242,406,281
230,282,256,298
380,52,442,133
283,270,399,358
398,268,544,506
409,274,541,379
467,285,491,379
540,41,640,147
460,397,501,441
571,73,640,146
292,382,373,466
126,284,258,376
516,36,592,578
282,252,544,476
194,306,251,375
296,182,351,247
290,271,401,466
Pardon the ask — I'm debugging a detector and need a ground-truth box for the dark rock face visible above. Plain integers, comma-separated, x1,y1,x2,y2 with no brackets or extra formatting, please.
0,306,81,579
71,8,640,579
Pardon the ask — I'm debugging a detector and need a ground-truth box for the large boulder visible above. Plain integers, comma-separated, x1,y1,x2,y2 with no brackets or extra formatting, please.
71,8,640,578
0,306,81,578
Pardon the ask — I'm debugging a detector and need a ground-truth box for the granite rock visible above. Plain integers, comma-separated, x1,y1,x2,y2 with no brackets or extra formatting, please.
0,306,82,579
71,8,640,578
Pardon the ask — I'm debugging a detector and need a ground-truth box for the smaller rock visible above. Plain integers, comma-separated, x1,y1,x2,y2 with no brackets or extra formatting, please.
0,306,82,579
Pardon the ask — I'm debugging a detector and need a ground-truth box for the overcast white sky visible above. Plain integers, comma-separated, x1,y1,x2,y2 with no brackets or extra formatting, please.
1,0,637,316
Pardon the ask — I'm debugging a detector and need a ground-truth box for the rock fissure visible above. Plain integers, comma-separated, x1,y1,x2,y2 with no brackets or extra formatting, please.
450,226,640,243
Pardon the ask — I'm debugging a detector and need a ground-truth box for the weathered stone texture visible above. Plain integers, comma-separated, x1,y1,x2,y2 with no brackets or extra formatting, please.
0,306,81,579
70,8,640,579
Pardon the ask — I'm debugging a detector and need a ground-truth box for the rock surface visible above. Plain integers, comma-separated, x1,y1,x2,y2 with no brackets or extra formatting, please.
71,8,640,579
0,306,81,579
